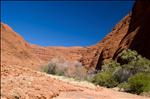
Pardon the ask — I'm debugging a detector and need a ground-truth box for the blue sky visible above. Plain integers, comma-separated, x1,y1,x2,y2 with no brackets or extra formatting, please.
1,1,134,47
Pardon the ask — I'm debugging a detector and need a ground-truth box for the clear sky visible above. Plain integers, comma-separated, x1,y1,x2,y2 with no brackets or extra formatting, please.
1,1,134,47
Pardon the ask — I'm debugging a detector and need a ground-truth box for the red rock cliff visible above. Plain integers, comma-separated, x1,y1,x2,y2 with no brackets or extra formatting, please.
93,0,150,70
114,0,150,59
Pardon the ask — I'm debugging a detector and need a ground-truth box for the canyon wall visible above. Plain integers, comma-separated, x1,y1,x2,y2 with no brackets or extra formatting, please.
93,0,150,70
1,0,150,71
114,0,150,59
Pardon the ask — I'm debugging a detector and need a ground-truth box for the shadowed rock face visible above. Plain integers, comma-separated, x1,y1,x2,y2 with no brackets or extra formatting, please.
92,0,150,70
117,0,150,59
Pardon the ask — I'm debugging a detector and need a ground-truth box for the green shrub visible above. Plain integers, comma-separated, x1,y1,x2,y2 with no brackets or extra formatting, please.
91,59,119,88
127,73,150,94
92,71,118,88
117,49,138,64
113,64,134,82
102,59,120,72
114,49,150,82
118,73,150,94
132,55,150,73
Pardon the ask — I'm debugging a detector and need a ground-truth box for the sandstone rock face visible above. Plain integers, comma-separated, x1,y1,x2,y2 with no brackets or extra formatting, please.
114,0,150,59
1,23,43,70
31,44,86,63
88,0,150,70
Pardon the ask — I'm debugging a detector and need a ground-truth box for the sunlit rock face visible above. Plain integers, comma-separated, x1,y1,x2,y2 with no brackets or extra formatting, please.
1,22,44,70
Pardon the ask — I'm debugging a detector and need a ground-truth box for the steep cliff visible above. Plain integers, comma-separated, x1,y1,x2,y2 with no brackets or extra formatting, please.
94,0,150,70
114,0,150,59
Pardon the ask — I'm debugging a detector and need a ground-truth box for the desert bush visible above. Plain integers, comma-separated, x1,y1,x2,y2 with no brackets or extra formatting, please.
42,62,66,76
102,59,120,72
42,58,88,80
132,55,150,73
73,65,87,80
92,71,118,88
119,73,150,94
114,49,150,82
114,66,133,83
128,73,150,94
42,64,56,74
86,67,96,81
117,49,150,73
66,61,87,80
91,59,119,88
117,49,138,64
92,49,150,94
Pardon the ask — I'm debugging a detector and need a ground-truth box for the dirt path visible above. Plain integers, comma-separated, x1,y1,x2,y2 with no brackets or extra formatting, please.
1,63,149,99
